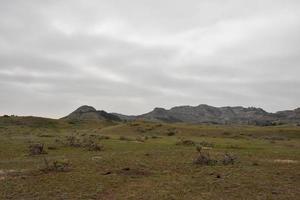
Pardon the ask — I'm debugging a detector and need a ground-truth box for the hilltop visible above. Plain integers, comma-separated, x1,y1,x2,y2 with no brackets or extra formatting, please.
62,105,121,122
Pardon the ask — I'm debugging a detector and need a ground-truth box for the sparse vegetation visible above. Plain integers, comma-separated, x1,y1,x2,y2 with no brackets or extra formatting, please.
0,117,299,200
222,153,237,165
84,140,104,151
65,135,82,147
176,138,196,146
194,146,237,166
193,150,218,165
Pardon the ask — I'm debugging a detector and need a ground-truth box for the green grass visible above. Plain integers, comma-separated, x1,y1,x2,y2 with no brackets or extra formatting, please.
0,117,299,199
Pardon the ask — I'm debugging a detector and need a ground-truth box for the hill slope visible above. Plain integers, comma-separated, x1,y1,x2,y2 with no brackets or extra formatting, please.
63,105,121,121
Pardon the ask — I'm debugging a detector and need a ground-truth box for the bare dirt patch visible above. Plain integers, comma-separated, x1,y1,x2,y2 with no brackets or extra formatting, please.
0,170,5,181
273,159,298,164
0,169,29,181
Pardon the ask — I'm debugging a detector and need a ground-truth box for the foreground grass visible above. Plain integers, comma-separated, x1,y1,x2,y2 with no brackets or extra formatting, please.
0,117,299,199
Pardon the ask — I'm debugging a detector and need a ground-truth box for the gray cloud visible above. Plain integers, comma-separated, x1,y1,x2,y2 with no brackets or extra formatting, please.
0,0,300,118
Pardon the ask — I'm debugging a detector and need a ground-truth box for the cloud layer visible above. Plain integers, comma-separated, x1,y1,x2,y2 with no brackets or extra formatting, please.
0,0,300,117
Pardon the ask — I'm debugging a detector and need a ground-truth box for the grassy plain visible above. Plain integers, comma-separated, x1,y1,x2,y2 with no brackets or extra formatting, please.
0,116,299,199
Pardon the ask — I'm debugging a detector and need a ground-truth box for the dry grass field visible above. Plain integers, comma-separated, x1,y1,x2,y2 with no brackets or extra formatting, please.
0,116,299,199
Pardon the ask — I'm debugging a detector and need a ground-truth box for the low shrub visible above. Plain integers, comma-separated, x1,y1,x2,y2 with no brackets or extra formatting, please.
193,146,237,166
29,143,47,155
65,135,82,147
167,131,176,136
193,151,217,166
222,153,237,165
42,158,71,172
64,135,104,151
85,141,104,151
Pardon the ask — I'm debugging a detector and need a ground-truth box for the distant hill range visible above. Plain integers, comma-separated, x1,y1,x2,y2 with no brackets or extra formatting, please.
64,104,300,125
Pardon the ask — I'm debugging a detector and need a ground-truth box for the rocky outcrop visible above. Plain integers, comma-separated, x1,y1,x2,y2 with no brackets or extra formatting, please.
64,105,300,125
137,104,276,125
113,105,300,125
275,108,300,123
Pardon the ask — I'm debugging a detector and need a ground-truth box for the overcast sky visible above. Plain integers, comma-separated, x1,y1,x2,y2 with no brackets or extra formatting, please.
0,0,300,118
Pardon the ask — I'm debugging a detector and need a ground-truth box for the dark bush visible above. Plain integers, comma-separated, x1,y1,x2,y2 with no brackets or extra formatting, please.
167,131,176,136
151,135,161,139
98,135,110,140
119,136,133,141
29,144,47,155
47,146,58,150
